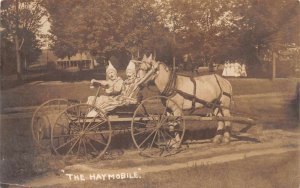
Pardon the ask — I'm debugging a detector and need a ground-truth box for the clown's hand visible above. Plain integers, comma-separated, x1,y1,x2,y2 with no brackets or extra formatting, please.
91,79,96,84
99,80,108,86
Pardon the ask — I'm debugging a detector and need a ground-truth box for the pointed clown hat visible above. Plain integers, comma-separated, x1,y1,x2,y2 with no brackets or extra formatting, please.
126,60,136,74
106,61,117,74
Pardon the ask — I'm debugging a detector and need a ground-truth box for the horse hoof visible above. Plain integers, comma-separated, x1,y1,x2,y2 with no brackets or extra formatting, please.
223,132,231,144
212,135,223,144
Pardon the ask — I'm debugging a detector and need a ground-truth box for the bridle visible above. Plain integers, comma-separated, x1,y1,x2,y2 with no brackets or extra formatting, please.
141,60,177,97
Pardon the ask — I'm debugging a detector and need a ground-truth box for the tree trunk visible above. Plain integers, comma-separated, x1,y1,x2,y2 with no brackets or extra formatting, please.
24,57,27,71
15,0,22,81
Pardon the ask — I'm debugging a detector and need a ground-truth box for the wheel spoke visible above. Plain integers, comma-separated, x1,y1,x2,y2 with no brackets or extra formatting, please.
162,129,174,139
149,130,158,149
85,108,100,130
75,106,83,128
86,139,98,153
77,139,82,155
54,136,78,151
83,138,87,155
66,136,81,155
133,126,156,136
141,104,150,117
158,107,168,124
86,135,109,146
138,128,158,148
159,129,167,143
62,113,79,128
82,108,90,125
86,119,107,131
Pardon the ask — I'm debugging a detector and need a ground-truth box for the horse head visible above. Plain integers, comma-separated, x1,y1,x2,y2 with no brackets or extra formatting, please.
136,55,171,90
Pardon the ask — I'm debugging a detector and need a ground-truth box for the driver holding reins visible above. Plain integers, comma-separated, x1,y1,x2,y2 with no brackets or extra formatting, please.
86,61,123,107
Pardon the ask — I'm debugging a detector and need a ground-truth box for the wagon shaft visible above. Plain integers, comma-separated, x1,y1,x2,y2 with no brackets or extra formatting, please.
181,116,256,125
84,115,255,125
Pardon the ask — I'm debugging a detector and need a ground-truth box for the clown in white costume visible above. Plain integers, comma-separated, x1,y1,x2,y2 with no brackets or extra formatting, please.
87,61,123,108
87,60,142,115
100,60,141,112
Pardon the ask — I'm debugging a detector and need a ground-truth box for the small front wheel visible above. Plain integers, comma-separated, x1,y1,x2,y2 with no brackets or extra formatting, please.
131,96,185,157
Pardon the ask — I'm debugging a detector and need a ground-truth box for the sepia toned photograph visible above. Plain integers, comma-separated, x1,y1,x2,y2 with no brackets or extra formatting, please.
0,0,299,187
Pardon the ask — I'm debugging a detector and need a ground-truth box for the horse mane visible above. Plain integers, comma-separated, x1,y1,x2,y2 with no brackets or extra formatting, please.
156,61,170,72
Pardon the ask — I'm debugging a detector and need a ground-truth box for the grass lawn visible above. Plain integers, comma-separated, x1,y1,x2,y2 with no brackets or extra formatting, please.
1,77,299,109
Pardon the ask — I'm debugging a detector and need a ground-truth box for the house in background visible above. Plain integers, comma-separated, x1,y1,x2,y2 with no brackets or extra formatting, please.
56,52,99,71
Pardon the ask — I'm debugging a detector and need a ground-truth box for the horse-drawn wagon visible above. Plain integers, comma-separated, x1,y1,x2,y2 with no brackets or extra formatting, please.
31,56,255,161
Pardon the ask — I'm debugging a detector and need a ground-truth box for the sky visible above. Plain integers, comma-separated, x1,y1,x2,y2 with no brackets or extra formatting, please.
40,16,50,35
39,16,51,48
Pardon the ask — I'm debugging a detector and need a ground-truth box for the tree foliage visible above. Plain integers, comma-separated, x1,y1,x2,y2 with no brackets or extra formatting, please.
1,0,46,74
44,0,165,61
43,0,299,67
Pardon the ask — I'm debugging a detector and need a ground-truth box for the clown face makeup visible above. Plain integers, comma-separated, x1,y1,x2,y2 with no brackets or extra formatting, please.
107,70,117,80
126,69,136,82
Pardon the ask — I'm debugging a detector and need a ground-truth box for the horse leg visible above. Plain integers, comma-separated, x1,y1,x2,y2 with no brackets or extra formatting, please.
222,108,231,144
212,108,224,144
167,101,183,148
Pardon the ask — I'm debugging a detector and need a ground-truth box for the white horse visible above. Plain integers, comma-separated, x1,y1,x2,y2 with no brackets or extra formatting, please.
140,55,233,144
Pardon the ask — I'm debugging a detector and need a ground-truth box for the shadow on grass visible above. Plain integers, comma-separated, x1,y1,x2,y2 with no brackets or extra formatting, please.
231,134,261,143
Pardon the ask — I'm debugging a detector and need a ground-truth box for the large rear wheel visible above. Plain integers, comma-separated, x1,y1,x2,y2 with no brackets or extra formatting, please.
51,104,112,160
131,96,185,157
31,99,70,148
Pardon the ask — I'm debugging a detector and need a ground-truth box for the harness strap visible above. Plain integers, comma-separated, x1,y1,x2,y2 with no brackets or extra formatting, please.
213,74,223,102
174,88,221,109
223,91,231,98
159,67,231,111
190,76,197,112
161,68,177,97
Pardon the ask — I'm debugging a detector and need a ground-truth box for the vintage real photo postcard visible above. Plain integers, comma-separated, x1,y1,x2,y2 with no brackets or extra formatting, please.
1,0,299,187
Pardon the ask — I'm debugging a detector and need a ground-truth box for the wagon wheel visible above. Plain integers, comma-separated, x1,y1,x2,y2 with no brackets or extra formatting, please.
31,98,70,148
51,104,112,160
131,96,185,157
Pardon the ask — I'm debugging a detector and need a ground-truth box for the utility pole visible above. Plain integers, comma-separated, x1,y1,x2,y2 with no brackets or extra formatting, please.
15,0,22,81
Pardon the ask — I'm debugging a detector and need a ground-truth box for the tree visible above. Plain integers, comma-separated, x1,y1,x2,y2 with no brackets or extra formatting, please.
1,0,46,78
239,0,300,61
43,0,166,65
156,0,247,66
